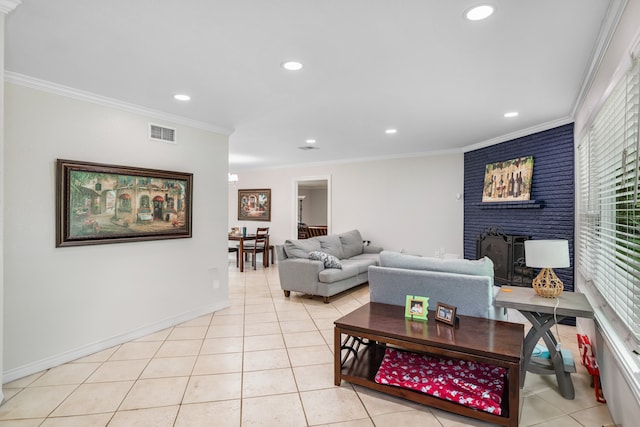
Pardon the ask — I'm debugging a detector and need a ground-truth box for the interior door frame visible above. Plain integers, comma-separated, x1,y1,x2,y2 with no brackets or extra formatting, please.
292,175,331,238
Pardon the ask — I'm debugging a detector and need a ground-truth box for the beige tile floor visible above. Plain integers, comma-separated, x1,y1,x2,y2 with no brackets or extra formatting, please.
0,263,614,426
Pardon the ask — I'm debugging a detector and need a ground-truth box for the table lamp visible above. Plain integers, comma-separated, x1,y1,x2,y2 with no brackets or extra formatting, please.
524,239,570,298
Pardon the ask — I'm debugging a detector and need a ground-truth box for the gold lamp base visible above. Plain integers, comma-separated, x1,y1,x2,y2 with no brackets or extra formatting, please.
532,268,564,298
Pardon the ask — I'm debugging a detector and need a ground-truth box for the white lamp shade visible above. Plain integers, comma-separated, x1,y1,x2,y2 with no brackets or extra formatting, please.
524,239,570,268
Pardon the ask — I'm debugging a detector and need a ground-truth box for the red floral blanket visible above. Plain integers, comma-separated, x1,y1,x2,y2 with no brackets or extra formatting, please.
374,347,506,415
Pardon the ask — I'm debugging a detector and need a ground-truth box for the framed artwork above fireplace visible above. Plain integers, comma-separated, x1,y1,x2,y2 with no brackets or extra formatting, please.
482,156,534,202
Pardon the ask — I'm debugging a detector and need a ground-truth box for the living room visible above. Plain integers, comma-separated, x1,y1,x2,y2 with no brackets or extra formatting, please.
1,1,640,426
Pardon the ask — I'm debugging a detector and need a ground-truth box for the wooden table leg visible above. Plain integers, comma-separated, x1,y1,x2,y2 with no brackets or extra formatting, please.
263,236,269,268
239,238,244,272
507,361,520,427
334,327,342,386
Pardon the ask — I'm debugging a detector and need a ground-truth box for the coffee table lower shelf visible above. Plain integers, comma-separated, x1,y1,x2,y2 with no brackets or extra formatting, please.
334,303,522,427
338,341,516,427
336,342,518,426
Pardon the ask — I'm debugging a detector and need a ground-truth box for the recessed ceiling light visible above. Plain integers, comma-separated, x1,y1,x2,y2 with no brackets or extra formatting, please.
465,5,494,21
306,139,316,144
282,61,303,71
385,129,397,134
173,94,191,101
504,112,519,118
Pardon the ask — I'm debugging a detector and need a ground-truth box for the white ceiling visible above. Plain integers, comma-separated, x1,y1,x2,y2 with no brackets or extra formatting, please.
5,1,619,171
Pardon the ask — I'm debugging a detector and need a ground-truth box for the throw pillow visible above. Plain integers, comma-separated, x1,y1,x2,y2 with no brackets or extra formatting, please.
309,251,343,269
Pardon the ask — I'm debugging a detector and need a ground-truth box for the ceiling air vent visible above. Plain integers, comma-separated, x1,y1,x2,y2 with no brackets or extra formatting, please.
149,123,177,144
298,146,319,151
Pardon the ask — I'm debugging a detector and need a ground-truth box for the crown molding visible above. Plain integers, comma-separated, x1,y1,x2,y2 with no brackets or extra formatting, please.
231,145,465,172
231,117,575,171
462,116,574,153
0,0,21,14
4,71,234,136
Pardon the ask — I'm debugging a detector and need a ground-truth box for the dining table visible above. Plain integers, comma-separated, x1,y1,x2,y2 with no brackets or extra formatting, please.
228,234,269,272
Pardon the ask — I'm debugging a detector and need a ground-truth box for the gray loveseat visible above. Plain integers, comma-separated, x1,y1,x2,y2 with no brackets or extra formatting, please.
275,229,383,303
368,251,506,320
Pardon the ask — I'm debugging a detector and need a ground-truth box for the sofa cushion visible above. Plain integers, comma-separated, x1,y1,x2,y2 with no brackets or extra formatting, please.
309,251,343,269
318,264,360,283
352,251,381,260
339,229,364,258
379,251,494,279
341,257,377,274
316,235,345,259
283,238,322,259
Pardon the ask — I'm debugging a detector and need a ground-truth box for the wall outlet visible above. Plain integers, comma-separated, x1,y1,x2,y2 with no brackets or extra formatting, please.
209,267,219,289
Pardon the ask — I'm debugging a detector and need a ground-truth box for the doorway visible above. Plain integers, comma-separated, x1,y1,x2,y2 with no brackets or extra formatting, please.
153,196,164,220
293,176,331,239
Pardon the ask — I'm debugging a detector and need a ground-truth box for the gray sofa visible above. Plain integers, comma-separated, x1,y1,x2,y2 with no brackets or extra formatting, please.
368,251,506,320
276,229,383,303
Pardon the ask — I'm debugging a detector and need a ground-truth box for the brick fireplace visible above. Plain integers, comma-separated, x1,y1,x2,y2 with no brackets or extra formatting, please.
463,123,575,293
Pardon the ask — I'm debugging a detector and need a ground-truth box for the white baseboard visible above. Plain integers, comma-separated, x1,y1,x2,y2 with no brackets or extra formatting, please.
2,301,229,384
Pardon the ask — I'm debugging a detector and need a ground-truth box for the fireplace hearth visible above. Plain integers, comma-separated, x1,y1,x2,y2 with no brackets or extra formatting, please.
476,227,533,287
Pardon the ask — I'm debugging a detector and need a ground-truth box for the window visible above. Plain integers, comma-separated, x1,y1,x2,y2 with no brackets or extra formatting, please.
139,195,150,210
578,57,640,347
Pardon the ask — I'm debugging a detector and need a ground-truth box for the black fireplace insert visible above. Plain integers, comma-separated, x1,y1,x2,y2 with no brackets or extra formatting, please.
476,227,533,287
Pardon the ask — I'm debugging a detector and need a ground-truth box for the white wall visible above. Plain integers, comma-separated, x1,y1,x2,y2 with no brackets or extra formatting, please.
229,154,464,258
299,188,327,225
3,83,230,381
573,0,640,424
0,14,6,400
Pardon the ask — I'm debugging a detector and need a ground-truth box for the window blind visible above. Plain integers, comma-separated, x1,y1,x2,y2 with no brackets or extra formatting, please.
578,58,640,344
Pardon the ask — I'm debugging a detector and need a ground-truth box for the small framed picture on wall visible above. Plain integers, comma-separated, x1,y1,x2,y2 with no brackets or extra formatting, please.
238,189,271,221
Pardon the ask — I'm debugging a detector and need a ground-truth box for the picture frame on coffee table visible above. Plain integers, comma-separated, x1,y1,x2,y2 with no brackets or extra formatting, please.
435,302,457,326
405,295,429,321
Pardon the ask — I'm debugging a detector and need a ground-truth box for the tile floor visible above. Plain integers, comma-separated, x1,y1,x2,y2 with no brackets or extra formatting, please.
0,263,614,426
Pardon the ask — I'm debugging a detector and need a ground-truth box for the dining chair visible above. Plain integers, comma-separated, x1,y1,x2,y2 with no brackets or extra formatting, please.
228,247,239,266
307,225,328,237
298,225,309,239
240,227,270,269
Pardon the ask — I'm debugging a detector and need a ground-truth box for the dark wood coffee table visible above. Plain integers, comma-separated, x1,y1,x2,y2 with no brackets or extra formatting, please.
334,302,524,427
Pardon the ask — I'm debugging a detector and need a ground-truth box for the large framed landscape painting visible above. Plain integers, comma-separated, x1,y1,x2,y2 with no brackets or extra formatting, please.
482,156,534,202
56,159,193,247
238,189,271,221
